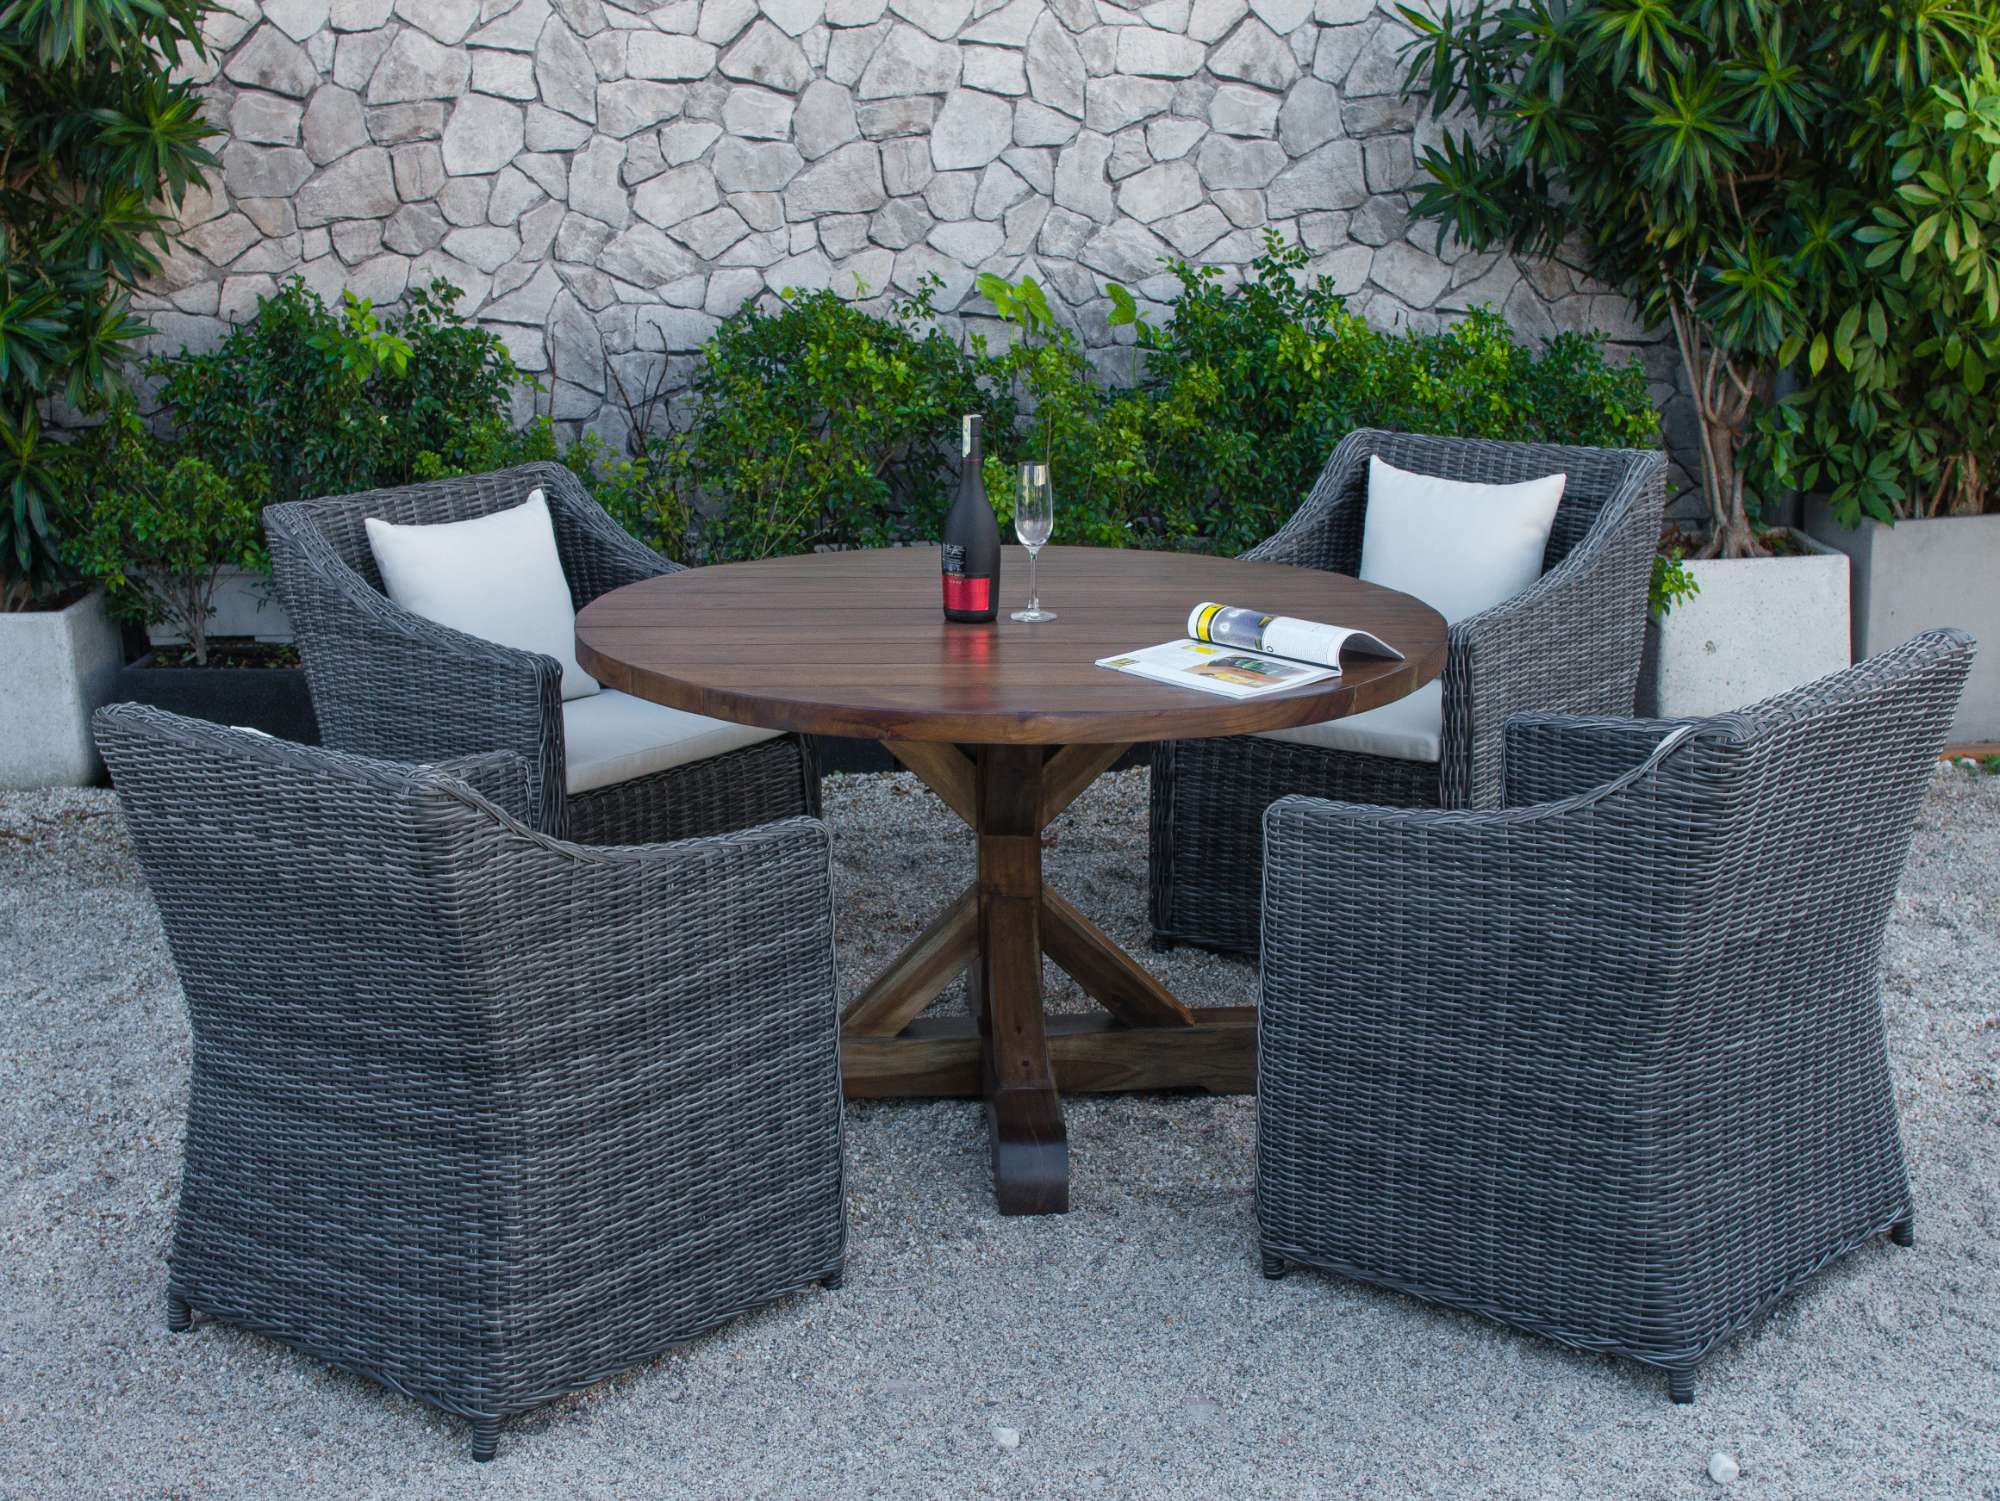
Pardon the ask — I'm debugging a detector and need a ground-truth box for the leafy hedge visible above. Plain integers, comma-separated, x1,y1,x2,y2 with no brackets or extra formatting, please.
68,245,1660,632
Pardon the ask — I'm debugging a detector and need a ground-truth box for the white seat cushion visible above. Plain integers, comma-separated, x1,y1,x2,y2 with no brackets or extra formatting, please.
1358,455,1565,625
365,489,600,702
1256,679,1443,764
563,689,782,795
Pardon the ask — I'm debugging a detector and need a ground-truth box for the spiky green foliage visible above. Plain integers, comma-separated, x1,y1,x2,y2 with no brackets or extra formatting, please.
0,0,217,607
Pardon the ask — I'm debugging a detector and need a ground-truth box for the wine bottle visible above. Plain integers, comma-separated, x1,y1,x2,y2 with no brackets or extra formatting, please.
940,413,1000,623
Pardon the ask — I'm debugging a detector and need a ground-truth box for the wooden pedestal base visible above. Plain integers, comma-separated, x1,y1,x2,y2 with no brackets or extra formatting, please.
841,740,1258,1215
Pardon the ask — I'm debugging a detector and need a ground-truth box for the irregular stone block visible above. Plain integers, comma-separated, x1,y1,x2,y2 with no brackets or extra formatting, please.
383,201,450,253
225,25,320,97
856,96,936,136
1248,0,1310,31
786,140,887,213
366,30,471,102
302,85,371,164
487,165,545,224
1195,133,1286,189
711,136,804,189
368,101,447,143
1085,75,1173,133
1265,136,1365,216
472,48,538,98
568,137,632,228
296,145,400,225
1118,159,1201,222
1117,28,1203,77
438,174,493,225
794,79,861,159
963,45,1027,94
857,22,958,95
331,0,396,29
1079,218,1173,282
1187,0,1248,43
331,217,384,264
445,223,525,271
670,203,753,257
391,141,447,200
1209,82,1278,137
1158,200,1229,256
223,142,314,198
1277,76,1340,154
963,0,1038,44
396,0,479,43
720,19,812,91
929,218,1004,264
930,89,1013,170
973,159,1031,219
184,211,263,266
1209,17,1297,90
232,94,305,146
536,17,600,120
1025,14,1085,116
1146,115,1204,160
597,81,687,138
923,169,976,220
1013,99,1079,146
633,163,723,227
441,94,526,175
868,196,931,248
468,0,554,49
1053,131,1114,221
333,26,394,91
722,85,797,138
627,33,719,79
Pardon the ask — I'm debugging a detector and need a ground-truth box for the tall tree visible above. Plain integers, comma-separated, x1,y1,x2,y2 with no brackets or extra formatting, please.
1398,0,2000,556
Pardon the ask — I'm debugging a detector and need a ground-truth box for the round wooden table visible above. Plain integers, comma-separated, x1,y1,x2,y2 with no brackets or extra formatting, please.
576,545,1447,1216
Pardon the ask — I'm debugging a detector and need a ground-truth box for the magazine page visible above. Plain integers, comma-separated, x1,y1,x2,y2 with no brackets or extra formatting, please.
1187,602,1403,668
1095,641,1342,699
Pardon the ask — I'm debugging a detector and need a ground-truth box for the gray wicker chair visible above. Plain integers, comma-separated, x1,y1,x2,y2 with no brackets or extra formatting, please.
1255,629,1977,1403
1150,429,1666,953
265,462,818,845
94,703,846,1461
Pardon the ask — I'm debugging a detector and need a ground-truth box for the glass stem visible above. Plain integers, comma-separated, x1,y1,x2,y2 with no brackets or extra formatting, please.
1027,547,1039,611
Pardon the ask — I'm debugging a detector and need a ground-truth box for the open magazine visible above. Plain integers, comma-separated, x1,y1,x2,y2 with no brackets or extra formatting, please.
1096,601,1404,700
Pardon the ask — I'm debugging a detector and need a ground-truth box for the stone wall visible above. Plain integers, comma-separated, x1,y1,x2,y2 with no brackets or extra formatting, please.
148,0,1688,500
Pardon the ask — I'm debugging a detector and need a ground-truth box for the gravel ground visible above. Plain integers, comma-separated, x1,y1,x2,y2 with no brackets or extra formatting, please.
2,765,1996,1500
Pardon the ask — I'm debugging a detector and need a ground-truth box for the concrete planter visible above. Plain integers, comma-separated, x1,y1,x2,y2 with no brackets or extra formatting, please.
143,566,292,647
1803,500,2000,743
1640,529,1851,718
0,590,124,788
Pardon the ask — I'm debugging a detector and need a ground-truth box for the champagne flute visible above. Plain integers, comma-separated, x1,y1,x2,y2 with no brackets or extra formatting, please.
1011,463,1056,623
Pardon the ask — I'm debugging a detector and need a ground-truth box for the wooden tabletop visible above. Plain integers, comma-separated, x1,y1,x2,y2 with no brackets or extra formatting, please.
574,545,1448,745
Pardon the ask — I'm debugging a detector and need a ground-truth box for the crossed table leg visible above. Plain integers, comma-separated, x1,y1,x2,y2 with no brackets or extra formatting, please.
839,741,1259,1215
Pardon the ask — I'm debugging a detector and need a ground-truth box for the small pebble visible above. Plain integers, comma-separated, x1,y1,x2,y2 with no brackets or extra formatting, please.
1708,1450,1740,1484
993,1426,1021,1451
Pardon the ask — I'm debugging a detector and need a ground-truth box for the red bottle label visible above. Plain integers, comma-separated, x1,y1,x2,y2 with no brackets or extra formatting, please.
943,574,991,612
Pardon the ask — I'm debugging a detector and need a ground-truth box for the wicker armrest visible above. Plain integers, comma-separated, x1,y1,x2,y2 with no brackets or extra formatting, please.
1441,453,1665,806
427,749,535,825
267,500,567,830
1502,712,1691,807
530,461,683,606
1241,431,1371,573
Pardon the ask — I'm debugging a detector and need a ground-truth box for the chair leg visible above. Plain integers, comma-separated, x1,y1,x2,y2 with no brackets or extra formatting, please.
1148,935,1176,954
1889,1217,1915,1248
166,1294,193,1333
822,1266,845,1290
1667,1367,1696,1405
1261,1251,1289,1280
470,1418,500,1463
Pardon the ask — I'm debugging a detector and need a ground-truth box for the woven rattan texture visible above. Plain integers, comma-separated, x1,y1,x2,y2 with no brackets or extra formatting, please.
265,463,818,844
94,704,847,1459
1253,629,1976,1401
1150,430,1666,953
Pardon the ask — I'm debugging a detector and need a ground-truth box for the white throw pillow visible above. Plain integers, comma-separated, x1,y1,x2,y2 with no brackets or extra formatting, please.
1358,455,1566,624
365,489,599,701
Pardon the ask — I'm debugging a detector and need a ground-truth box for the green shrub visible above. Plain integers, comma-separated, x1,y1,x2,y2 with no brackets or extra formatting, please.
1,0,219,608
983,237,1658,556
673,279,1014,562
1763,57,2000,524
150,277,524,509
61,403,262,664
